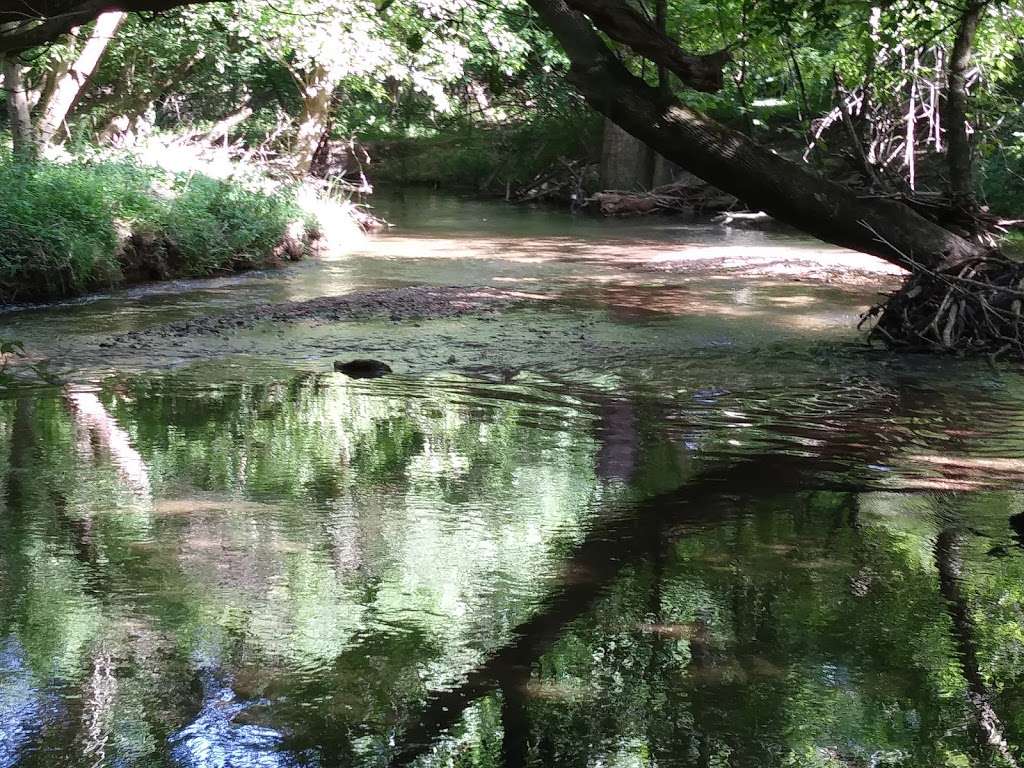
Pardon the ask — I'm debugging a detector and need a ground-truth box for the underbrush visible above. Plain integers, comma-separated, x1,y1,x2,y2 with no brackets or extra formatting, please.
0,156,311,303
981,156,1024,219
370,114,602,194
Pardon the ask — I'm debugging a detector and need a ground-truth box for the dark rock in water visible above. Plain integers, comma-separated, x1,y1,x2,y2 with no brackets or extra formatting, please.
334,359,392,378
1010,511,1024,548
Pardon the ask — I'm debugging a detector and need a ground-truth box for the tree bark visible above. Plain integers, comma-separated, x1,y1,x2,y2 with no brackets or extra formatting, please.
291,65,335,177
600,117,653,190
2,53,36,158
562,0,730,92
525,0,985,272
945,0,986,210
35,11,125,145
34,37,75,112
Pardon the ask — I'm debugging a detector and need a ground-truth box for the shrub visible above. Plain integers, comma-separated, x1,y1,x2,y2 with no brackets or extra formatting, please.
0,158,306,303
160,174,304,274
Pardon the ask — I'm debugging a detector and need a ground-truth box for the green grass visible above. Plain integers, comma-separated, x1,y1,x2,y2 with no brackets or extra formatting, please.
160,174,304,275
0,158,308,303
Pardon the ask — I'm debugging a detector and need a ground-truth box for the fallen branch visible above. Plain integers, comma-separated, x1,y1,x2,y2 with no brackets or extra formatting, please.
861,224,1024,358
587,177,737,216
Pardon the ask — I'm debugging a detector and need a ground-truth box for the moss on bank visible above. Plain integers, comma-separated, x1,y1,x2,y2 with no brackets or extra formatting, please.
0,159,313,304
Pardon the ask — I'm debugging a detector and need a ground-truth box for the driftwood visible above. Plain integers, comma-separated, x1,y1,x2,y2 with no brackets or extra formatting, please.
588,176,738,216
862,230,1024,360
712,210,778,229
514,157,595,204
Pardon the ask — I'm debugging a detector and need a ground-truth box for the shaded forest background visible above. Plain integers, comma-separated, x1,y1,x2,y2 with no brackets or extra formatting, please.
5,1,1024,207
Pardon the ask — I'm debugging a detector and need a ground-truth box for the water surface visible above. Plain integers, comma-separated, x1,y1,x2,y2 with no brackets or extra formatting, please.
1,195,1023,767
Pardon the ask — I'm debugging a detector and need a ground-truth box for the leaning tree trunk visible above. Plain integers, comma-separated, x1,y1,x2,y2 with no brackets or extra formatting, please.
2,53,35,158
35,11,125,146
945,0,985,212
291,65,335,178
527,0,1024,358
527,0,983,272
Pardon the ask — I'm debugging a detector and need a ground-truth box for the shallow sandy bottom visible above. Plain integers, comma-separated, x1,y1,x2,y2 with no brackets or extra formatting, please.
0,199,907,385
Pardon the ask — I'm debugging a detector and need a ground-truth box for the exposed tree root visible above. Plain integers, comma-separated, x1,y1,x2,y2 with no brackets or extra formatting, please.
863,255,1024,360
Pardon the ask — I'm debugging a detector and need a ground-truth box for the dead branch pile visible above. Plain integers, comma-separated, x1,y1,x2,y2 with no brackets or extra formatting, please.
806,43,963,193
514,158,597,204
863,256,1024,359
588,179,737,216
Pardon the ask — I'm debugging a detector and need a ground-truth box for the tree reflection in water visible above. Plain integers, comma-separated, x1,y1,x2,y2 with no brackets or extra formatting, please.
0,371,1023,766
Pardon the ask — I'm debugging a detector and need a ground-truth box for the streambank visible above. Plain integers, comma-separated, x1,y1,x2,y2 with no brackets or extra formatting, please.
0,193,907,384
0,159,357,304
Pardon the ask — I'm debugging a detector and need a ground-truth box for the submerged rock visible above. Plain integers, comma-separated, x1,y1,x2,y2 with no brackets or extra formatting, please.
334,359,392,378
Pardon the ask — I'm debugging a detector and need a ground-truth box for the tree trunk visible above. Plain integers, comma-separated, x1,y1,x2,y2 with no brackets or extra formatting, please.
600,118,653,190
2,53,35,159
291,65,335,177
34,40,74,112
525,0,985,272
945,0,985,211
35,11,125,146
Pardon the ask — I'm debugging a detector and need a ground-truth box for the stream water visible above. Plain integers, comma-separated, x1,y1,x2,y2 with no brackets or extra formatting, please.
2,193,1024,767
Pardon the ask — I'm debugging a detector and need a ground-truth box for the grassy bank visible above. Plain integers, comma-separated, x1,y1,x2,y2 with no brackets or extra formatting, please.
0,158,315,304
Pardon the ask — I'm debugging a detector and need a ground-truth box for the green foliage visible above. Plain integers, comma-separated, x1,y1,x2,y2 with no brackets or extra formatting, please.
0,160,144,302
159,174,303,274
373,113,602,191
10,0,1024,222
979,130,1024,217
0,158,304,302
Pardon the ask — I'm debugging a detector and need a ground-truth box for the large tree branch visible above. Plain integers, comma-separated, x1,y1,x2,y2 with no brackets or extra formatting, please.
526,0,985,271
564,0,730,92
0,0,212,52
